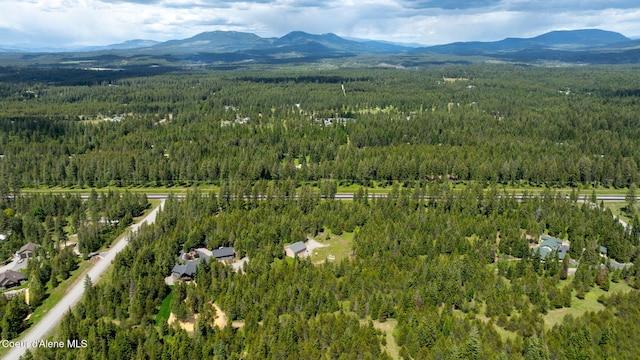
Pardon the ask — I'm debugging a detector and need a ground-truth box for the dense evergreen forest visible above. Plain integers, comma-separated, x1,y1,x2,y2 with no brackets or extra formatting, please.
1,63,640,359
24,188,640,359
1,65,640,189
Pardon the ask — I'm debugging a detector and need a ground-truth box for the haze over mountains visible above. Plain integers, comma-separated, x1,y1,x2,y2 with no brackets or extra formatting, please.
2,29,640,66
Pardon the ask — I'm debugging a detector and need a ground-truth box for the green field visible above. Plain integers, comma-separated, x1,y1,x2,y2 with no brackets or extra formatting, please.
543,281,634,329
606,201,638,224
155,286,174,326
310,230,354,263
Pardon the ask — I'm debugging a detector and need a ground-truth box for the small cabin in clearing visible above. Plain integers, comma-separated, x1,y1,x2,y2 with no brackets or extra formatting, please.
285,242,307,258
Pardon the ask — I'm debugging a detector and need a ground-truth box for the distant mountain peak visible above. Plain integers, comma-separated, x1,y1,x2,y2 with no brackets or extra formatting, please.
420,28,631,56
530,29,630,47
190,30,264,40
105,39,160,50
2,28,639,65
278,31,342,43
152,31,271,53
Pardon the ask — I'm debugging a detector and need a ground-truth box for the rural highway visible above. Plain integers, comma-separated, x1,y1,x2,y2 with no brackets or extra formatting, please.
140,193,638,201
2,200,164,360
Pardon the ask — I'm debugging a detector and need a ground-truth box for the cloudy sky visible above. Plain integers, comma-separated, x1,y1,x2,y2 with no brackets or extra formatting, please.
1,0,640,49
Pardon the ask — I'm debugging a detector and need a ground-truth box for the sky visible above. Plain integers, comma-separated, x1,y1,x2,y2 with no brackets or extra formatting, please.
1,0,640,49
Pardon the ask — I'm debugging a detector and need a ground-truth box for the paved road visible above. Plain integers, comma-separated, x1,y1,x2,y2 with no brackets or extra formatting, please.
2,200,164,360
0,254,27,274
140,193,637,201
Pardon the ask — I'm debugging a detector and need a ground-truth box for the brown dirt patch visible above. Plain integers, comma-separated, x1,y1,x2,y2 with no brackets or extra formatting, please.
168,312,197,333
212,303,227,329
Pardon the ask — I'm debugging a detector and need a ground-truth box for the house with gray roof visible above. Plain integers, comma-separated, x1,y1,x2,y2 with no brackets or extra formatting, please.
285,241,307,258
17,242,39,259
0,270,26,290
171,259,201,280
534,235,568,260
212,247,235,263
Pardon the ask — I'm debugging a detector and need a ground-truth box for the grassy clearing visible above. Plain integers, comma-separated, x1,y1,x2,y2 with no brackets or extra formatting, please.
18,181,634,199
338,181,631,197
475,303,518,342
363,318,399,359
543,281,634,329
606,201,638,224
155,286,174,326
475,280,635,340
333,305,398,359
493,323,518,341
310,230,354,263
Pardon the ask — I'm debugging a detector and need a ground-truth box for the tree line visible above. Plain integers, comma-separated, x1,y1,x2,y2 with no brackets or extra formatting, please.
1,65,639,189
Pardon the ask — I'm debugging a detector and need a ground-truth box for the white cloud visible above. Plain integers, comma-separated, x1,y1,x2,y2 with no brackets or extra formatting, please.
1,0,640,49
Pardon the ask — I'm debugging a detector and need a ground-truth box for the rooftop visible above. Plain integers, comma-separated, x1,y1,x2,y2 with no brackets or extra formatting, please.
535,235,567,260
0,270,26,283
171,259,201,278
540,235,563,249
18,242,39,253
212,247,235,259
286,241,307,254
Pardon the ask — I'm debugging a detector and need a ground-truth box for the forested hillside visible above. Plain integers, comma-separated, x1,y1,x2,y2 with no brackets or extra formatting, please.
25,188,640,359
1,65,639,189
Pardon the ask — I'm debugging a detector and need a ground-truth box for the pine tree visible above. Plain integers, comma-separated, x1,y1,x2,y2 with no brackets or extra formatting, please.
462,326,481,360
627,183,637,206
1,295,29,339
524,335,550,360
560,254,569,280
590,189,598,204
28,275,46,307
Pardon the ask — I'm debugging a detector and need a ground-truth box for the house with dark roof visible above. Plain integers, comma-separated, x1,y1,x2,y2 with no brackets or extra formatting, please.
171,259,201,280
170,247,214,281
285,241,307,258
534,235,568,260
17,242,39,259
0,270,26,290
212,247,235,263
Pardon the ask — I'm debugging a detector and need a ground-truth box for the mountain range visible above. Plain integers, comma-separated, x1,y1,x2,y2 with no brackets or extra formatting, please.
2,29,640,66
